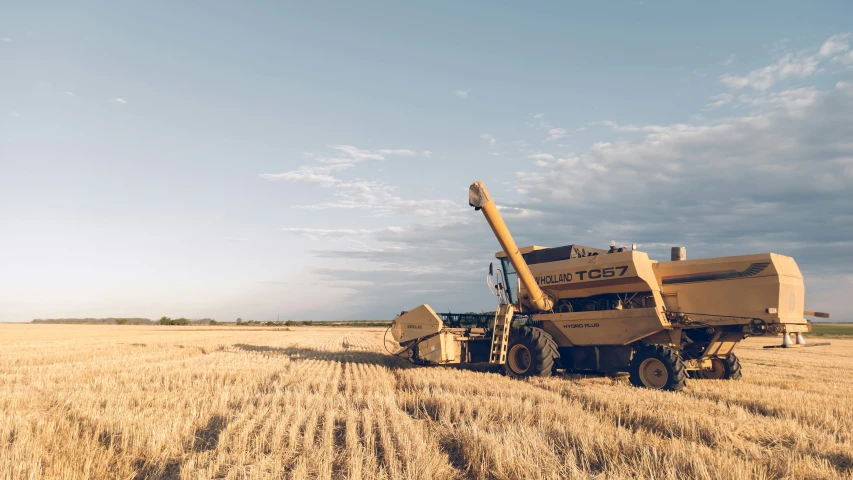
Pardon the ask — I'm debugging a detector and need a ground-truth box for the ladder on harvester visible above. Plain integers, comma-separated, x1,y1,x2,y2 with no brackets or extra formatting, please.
489,303,515,364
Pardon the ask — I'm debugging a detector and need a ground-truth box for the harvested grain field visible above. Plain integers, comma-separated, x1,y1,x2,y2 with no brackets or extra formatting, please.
1,324,852,480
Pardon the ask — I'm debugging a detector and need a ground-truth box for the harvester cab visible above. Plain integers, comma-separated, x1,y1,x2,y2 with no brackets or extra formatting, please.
389,181,830,391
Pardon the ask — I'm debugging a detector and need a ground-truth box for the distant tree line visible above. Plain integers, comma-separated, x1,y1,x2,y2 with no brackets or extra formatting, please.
233,318,302,327
32,318,153,325
157,316,190,325
156,317,220,326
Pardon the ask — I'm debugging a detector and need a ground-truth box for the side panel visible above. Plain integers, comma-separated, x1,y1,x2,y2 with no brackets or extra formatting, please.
536,307,669,347
704,332,743,357
653,253,806,325
778,275,806,323
392,304,444,343
418,332,461,364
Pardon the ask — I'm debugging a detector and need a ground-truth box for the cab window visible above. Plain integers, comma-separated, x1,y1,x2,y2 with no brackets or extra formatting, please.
500,258,519,305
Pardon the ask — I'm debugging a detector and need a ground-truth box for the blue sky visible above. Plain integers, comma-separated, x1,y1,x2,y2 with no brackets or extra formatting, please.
1,1,852,322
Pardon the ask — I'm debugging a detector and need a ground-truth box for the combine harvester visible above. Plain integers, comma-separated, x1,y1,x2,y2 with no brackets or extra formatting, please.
390,181,830,391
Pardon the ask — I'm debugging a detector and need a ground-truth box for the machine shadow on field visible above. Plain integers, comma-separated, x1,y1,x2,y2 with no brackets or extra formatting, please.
232,344,412,369
229,344,619,377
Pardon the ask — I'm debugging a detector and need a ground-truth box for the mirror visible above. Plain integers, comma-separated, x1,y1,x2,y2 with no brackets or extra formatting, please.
488,262,494,277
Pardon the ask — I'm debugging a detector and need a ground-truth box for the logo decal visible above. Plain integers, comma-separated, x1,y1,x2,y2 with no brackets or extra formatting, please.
561,323,600,329
535,266,628,286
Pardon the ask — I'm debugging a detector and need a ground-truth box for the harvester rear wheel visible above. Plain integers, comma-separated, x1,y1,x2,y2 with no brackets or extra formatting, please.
629,344,687,391
692,354,742,380
504,327,558,379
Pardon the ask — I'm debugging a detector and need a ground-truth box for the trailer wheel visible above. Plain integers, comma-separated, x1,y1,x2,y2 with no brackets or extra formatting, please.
629,344,687,391
693,354,742,380
504,327,558,379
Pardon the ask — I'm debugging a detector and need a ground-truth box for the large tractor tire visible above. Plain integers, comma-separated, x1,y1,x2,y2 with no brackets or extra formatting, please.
690,354,743,380
504,327,558,379
629,344,687,392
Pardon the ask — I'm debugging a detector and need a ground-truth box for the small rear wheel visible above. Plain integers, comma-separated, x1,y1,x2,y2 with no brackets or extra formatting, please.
691,354,742,380
503,327,558,379
629,344,687,391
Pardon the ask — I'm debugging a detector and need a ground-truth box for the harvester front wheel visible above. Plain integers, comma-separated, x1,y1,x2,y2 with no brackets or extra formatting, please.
693,354,743,380
629,344,687,392
504,327,558,379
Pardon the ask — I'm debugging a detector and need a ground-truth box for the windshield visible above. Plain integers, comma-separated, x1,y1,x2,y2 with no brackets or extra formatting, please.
500,258,519,305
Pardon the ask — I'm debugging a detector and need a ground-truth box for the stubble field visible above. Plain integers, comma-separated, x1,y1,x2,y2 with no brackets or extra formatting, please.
1,324,852,480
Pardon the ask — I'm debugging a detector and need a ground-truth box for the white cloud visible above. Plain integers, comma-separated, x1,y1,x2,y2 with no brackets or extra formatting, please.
518,82,853,213
263,144,423,186
114,97,127,104
64,91,75,96
282,228,382,240
480,133,496,146
0,38,11,42
261,145,458,220
704,93,734,110
295,179,459,219
594,120,661,132
819,33,850,57
496,205,544,218
526,113,567,142
455,89,469,99
734,87,819,112
294,145,425,166
260,163,353,186
528,153,555,160
722,54,736,66
422,150,433,157
376,149,416,156
546,128,567,141
721,53,819,91
720,33,852,91
9,111,19,117
328,144,383,161
835,50,853,67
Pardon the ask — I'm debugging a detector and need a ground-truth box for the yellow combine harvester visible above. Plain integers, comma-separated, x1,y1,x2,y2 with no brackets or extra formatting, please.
390,181,830,391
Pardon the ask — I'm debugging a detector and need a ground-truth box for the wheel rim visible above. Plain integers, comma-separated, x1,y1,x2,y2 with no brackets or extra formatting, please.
698,358,726,379
507,344,532,374
639,358,669,389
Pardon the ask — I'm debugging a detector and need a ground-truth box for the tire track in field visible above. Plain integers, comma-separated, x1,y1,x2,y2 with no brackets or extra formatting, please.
263,331,458,480
691,349,853,444
687,383,853,443
350,362,458,480
394,366,765,480
530,376,853,477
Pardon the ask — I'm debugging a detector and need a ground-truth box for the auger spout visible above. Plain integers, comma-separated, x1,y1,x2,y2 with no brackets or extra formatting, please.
469,181,553,312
